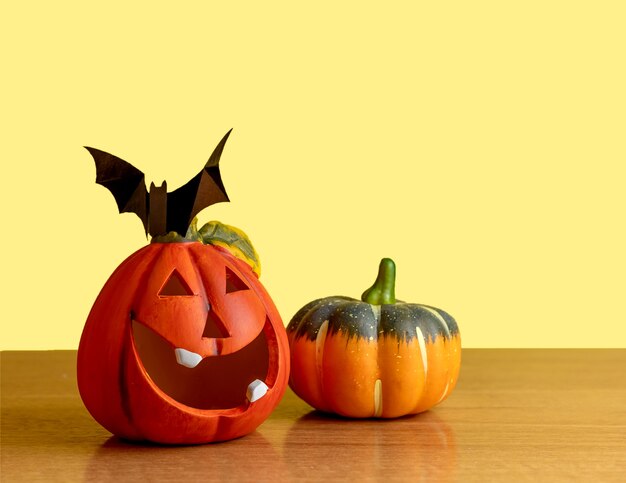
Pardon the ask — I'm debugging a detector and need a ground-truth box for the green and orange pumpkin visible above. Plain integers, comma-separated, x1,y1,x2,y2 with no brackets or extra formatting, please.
287,258,461,418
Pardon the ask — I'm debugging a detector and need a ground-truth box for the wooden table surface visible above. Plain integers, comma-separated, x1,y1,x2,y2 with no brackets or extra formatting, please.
2,350,625,482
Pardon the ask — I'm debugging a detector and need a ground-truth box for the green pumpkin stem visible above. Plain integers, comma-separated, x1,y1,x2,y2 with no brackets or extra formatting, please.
361,258,396,305
150,218,202,243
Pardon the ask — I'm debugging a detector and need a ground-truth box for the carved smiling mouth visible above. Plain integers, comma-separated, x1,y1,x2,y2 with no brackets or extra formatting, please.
131,319,271,410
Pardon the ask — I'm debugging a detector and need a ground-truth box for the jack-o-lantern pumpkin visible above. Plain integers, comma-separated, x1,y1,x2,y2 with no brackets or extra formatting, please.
78,131,289,444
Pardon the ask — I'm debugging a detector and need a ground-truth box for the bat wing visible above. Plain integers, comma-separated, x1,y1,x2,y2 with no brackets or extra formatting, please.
166,129,232,235
85,146,149,234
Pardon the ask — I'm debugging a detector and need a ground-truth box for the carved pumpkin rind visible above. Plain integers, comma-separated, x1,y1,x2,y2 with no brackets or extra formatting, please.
287,296,461,419
78,242,289,444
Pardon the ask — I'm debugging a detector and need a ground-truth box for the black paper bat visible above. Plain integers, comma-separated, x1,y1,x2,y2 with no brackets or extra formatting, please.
85,129,232,237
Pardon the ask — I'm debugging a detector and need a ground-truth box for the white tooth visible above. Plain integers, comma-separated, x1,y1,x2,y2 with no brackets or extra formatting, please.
174,348,203,368
246,379,269,403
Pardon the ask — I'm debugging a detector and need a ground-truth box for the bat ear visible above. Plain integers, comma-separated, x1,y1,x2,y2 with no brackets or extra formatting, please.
205,129,233,168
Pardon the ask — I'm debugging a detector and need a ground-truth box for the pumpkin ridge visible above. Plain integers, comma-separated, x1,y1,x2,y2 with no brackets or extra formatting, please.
417,305,451,338
130,243,169,322
327,300,377,342
186,242,212,307
314,319,331,412
420,304,460,338
440,337,452,405
288,297,327,331
289,297,355,342
371,304,384,418
118,323,136,434
122,244,166,437
381,304,457,344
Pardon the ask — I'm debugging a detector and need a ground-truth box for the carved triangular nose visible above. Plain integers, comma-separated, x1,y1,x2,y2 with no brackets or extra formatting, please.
202,309,230,338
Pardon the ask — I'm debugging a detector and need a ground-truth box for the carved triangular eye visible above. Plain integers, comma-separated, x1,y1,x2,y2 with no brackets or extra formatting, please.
225,267,248,294
159,270,194,296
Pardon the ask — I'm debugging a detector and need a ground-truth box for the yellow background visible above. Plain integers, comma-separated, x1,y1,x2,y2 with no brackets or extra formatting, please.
1,1,624,349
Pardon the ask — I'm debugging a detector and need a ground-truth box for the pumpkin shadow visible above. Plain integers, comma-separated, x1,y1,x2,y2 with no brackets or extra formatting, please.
282,409,457,481
83,430,284,480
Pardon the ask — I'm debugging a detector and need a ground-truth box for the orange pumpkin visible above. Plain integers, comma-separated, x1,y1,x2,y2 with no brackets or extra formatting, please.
78,243,289,443
287,258,461,418
78,133,289,444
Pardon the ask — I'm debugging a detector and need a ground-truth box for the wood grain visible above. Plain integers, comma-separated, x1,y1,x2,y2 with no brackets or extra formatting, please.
2,350,625,482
